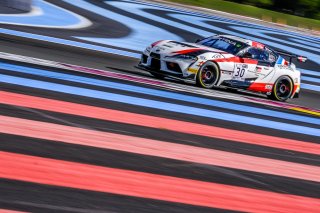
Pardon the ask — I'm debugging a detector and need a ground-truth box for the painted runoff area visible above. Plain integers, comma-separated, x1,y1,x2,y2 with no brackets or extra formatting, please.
1,91,318,155
1,62,319,125
0,28,140,58
1,151,319,213
1,115,319,182
1,73,320,137
0,0,91,29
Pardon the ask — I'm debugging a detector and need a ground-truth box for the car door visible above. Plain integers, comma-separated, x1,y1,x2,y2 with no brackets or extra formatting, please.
254,48,275,81
234,47,275,82
232,47,259,82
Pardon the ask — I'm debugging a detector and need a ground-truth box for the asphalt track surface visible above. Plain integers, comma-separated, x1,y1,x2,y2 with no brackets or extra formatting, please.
0,0,320,212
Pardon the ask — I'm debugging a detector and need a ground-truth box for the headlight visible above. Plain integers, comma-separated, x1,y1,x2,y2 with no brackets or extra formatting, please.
165,54,198,62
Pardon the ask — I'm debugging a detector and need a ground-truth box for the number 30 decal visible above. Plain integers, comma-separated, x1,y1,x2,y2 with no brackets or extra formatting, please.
233,64,248,78
235,67,246,77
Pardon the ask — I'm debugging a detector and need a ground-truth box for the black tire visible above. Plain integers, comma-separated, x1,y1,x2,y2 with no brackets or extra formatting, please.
196,62,220,89
268,76,293,102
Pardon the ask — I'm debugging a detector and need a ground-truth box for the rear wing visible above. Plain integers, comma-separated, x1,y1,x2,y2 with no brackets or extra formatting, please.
275,50,307,64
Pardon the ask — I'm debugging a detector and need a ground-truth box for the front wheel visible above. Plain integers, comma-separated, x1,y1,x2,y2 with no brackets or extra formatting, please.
268,76,293,101
196,62,220,89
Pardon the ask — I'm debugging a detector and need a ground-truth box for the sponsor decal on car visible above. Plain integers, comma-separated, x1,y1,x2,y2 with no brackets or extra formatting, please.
187,67,198,73
212,54,223,59
265,84,273,90
278,65,294,71
256,66,262,72
221,70,232,75
276,56,289,66
233,64,248,81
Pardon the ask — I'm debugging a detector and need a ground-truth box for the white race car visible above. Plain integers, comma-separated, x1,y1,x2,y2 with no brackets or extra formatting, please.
138,35,307,101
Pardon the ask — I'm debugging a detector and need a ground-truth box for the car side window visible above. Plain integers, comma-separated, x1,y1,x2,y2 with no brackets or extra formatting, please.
247,48,263,60
267,51,277,63
201,38,218,47
243,47,273,63
260,50,269,61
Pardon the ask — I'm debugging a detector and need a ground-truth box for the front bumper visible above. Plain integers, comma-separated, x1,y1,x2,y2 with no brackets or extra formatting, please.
140,52,196,78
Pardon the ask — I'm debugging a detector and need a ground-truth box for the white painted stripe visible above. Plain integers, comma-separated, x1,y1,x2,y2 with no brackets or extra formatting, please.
0,0,92,29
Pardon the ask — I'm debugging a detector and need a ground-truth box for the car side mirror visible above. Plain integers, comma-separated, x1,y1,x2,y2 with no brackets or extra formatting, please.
195,38,202,43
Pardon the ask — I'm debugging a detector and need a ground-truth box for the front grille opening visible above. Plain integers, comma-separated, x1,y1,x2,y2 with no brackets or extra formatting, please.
141,54,148,63
151,58,161,70
166,62,182,73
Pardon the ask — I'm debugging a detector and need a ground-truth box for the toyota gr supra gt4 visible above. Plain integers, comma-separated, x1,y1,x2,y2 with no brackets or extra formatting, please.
138,35,307,101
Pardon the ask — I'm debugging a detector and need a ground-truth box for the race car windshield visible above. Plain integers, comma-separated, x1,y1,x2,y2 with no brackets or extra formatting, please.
199,37,248,54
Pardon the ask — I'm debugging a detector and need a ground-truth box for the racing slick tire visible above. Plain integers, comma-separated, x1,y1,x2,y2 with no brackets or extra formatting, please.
268,76,293,102
196,62,220,89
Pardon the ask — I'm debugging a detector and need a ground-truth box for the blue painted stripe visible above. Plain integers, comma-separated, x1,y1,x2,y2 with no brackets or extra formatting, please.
0,28,140,59
1,62,319,125
301,69,320,77
301,83,320,92
1,75,319,137
0,0,89,28
0,29,319,92
131,0,320,41
302,76,320,84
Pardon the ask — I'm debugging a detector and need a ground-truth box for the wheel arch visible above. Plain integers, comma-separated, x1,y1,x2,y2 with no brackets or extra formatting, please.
204,60,222,81
270,75,295,101
196,60,221,88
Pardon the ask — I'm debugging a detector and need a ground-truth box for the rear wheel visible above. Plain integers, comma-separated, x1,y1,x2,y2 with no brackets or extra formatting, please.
196,62,220,89
268,76,293,101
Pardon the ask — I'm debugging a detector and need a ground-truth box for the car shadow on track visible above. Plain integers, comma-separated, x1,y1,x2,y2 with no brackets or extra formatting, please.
105,65,268,101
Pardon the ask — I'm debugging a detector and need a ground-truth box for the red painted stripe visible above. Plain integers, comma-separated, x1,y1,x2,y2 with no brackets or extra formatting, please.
0,91,318,155
1,115,319,182
0,151,319,213
0,210,28,213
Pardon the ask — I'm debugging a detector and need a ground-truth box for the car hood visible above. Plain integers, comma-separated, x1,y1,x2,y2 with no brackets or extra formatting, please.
152,40,227,56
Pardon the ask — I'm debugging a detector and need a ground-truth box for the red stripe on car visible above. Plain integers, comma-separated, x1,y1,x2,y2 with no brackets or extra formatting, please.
252,41,265,49
151,40,164,47
213,57,258,65
173,48,204,54
248,82,273,93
